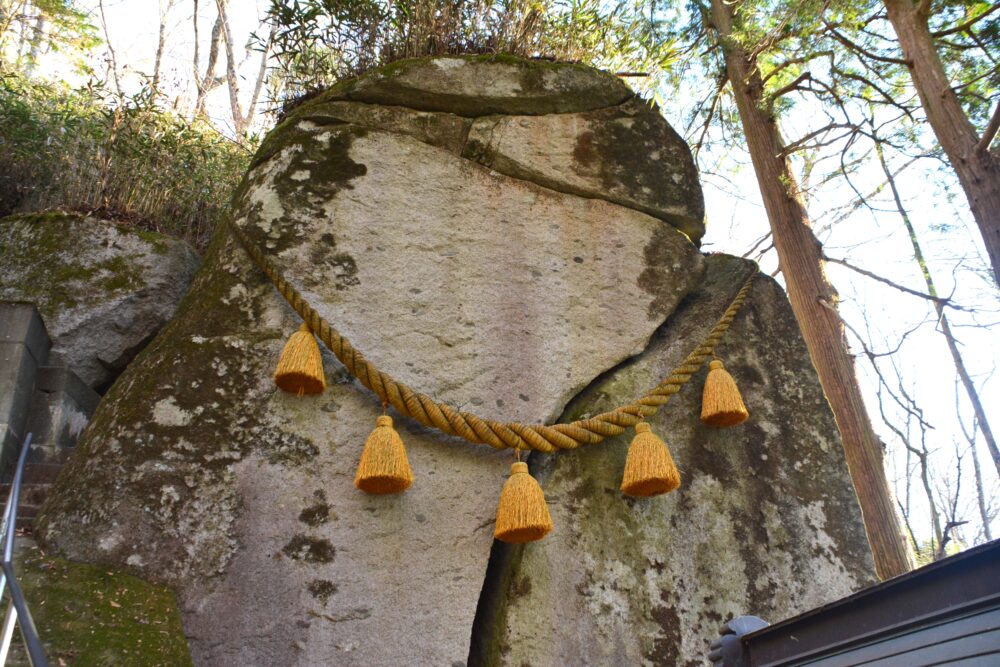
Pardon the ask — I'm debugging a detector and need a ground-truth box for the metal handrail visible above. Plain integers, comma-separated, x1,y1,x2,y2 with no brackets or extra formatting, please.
0,434,49,667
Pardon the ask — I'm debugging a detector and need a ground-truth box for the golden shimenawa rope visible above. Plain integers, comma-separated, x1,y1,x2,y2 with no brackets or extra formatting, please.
228,220,755,453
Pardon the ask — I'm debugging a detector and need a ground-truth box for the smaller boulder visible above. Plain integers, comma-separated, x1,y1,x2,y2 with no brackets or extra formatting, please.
324,54,634,116
465,98,706,241
0,213,200,391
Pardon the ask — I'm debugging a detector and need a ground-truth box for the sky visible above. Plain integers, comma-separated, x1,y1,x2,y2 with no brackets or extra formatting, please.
27,0,1000,548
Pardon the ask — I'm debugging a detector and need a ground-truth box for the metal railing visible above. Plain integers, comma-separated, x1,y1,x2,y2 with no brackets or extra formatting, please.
0,434,48,667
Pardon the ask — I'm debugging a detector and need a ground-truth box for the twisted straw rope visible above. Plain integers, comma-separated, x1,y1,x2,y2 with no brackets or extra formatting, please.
229,221,754,453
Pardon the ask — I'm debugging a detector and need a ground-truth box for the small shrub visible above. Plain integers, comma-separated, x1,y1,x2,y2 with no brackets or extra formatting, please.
0,71,251,251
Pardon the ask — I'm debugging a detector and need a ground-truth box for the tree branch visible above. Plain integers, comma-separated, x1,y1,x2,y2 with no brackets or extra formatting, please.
823,254,968,310
692,74,727,159
243,27,273,136
976,102,1000,154
825,24,909,65
98,0,122,95
833,67,918,122
742,231,772,259
932,2,1000,37
781,123,855,156
193,2,224,116
214,0,245,133
761,51,833,85
767,71,812,102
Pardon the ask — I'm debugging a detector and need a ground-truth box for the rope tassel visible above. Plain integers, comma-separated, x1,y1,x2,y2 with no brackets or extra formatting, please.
700,360,748,427
274,324,326,395
355,415,413,494
620,422,681,497
494,462,553,543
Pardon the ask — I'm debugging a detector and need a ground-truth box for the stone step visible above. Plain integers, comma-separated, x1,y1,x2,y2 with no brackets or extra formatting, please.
20,462,65,485
1,483,49,530
27,442,75,465
0,304,89,533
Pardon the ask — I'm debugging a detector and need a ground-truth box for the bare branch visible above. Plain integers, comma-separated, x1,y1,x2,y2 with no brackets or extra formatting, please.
823,255,968,310
958,397,993,542
694,74,728,159
215,0,243,133
938,520,968,558
871,133,1000,480
151,0,177,96
782,123,856,156
193,0,224,116
244,27,273,135
98,0,122,95
742,231,772,259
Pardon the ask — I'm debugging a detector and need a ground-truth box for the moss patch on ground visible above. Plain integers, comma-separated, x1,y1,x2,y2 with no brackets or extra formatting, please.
13,539,192,666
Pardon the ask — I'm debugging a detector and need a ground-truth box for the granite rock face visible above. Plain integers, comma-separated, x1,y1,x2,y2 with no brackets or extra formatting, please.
473,256,876,666
0,213,200,391
37,55,873,667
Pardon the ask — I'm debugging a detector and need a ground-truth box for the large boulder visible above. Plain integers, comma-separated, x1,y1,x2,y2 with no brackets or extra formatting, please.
38,56,873,666
472,256,876,665
0,213,200,391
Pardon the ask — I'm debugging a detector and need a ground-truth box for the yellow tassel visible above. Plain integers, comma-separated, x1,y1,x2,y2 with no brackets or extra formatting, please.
274,324,326,395
494,461,553,544
700,359,749,427
620,422,681,497
355,415,413,494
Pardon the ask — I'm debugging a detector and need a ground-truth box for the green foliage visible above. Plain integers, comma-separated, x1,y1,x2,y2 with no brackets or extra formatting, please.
262,0,676,98
0,0,100,74
726,0,999,140
910,533,965,566
262,0,546,94
0,70,250,251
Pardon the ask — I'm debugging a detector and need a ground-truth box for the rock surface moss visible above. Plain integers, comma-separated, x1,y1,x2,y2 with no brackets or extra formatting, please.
465,98,706,241
12,539,192,666
319,54,634,116
262,57,703,242
0,213,145,313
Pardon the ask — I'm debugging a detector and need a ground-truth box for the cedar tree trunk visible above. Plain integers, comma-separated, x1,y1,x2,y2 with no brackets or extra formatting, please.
884,0,1000,286
709,0,914,579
